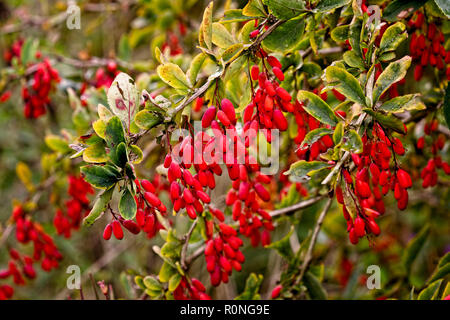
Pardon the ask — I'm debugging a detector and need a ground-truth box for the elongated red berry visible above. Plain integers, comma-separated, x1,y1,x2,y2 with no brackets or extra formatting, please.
354,217,365,238
141,179,155,193
221,99,236,125
272,67,284,81
103,224,112,240
397,169,412,189
112,221,123,240
271,285,282,299
202,107,216,128
251,65,259,81
273,109,288,131
254,183,270,202
356,179,371,198
217,110,231,126
276,87,291,102
267,56,282,69
144,192,161,207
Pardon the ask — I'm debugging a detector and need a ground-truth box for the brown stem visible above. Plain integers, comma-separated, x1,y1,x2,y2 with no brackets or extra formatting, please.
294,197,333,287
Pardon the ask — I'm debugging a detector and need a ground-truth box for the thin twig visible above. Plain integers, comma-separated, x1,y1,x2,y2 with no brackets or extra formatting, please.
294,197,333,286
269,195,326,217
181,219,198,270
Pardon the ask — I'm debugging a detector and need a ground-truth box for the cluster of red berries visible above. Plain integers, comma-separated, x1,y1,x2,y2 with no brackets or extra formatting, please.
161,31,183,56
204,223,245,286
54,175,93,238
173,277,210,300
226,170,274,247
337,123,412,244
134,177,168,238
203,96,276,246
3,38,23,65
12,206,63,270
165,133,219,219
22,58,60,118
416,118,450,187
294,100,335,160
94,61,119,89
0,206,63,299
245,53,292,142
408,11,450,80
5,39,60,118
103,177,167,240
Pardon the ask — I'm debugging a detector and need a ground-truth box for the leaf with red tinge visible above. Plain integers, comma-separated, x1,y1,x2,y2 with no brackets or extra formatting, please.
107,73,139,131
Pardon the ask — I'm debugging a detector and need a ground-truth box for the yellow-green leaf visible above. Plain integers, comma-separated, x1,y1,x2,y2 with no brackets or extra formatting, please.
297,90,339,126
373,56,411,103
325,66,366,106
212,22,235,48
157,63,191,91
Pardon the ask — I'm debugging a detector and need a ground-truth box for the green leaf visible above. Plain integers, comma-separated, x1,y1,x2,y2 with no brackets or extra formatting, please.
243,0,266,17
324,66,366,106
428,263,450,283
343,50,365,69
444,84,450,129
105,116,126,149
93,120,106,139
143,276,163,291
438,252,450,268
168,273,182,292
83,187,114,227
200,1,213,50
212,23,235,48
300,128,334,148
221,43,244,64
333,122,344,145
161,242,181,259
349,18,363,59
222,9,258,23
45,135,71,153
119,187,136,219
263,17,305,53
304,271,327,300
129,145,143,164
418,279,443,300
157,63,191,91
379,22,407,54
372,56,411,103
379,94,426,113
342,129,363,154
383,0,427,22
235,273,264,300
402,225,430,275
297,91,339,126
159,262,177,283
111,142,128,168
300,62,322,77
266,226,294,260
363,108,406,134
20,38,38,66
330,25,349,42
83,141,108,163
315,0,351,12
107,73,139,131
80,164,122,189
379,52,396,62
134,110,163,130
263,0,306,20
433,0,450,18
187,53,207,85
285,160,331,179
